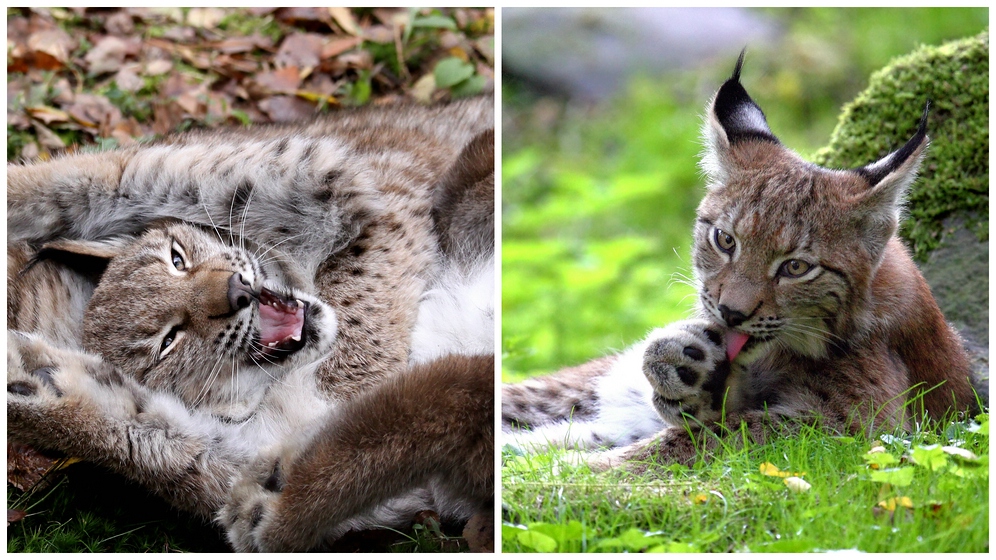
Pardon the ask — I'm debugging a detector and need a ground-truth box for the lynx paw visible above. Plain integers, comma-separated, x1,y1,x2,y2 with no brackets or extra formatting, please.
7,332,77,405
642,320,731,426
221,457,285,552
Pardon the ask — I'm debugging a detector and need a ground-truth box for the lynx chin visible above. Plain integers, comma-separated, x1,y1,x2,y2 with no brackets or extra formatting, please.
502,52,984,469
8,96,495,551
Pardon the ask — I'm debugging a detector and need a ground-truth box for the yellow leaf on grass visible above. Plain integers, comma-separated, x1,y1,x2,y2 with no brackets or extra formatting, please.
784,477,811,493
760,462,806,478
692,493,709,505
877,497,914,511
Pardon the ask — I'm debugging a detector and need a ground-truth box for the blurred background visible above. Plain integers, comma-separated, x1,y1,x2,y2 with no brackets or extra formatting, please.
501,7,988,381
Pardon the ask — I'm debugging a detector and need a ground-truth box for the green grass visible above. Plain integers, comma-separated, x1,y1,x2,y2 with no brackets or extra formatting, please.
502,413,989,552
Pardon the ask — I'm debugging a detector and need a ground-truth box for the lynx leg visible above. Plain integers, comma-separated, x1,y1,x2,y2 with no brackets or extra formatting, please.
221,355,494,551
6,330,243,518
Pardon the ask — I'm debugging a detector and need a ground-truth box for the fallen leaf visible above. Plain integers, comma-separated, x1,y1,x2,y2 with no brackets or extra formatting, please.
8,509,27,526
877,496,914,511
275,33,325,69
783,477,811,493
411,73,436,103
941,446,979,461
7,441,79,492
214,36,262,54
66,93,123,132
462,513,494,553
187,8,225,29
27,28,76,69
276,7,329,27
25,105,71,125
254,67,302,95
144,59,173,76
32,120,67,150
104,11,135,36
322,36,363,59
114,66,144,92
259,95,315,122
328,7,359,35
363,25,395,44
759,462,806,478
692,493,709,505
85,35,138,75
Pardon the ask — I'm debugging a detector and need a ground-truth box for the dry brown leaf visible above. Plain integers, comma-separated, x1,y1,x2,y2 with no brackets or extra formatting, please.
8,441,59,492
144,58,173,76
275,7,329,26
161,26,196,43
187,8,225,29
363,25,394,44
214,54,260,76
84,36,137,75
66,93,123,133
462,513,495,553
8,508,27,526
254,66,302,95
259,95,315,122
114,66,144,92
152,101,187,135
322,36,362,59
25,105,70,125
32,120,67,150
275,33,325,69
328,7,359,35
214,36,260,54
104,10,135,35
26,28,76,70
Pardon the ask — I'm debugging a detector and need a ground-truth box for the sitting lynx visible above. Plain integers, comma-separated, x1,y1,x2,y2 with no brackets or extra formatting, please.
502,53,983,467
8,97,494,550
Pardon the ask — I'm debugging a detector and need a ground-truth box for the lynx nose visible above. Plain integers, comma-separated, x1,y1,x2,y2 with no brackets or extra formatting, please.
228,273,256,311
717,304,748,328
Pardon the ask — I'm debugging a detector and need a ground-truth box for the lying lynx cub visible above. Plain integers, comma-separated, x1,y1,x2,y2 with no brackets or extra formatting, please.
502,53,982,467
8,97,494,550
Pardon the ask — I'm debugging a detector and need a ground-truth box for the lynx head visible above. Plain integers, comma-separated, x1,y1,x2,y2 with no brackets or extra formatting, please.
694,50,929,364
46,223,337,419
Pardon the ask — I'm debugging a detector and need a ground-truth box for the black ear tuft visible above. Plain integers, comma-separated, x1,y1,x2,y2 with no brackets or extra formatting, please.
854,101,930,186
712,48,779,145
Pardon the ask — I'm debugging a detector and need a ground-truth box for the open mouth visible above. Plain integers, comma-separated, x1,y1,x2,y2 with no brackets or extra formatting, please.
256,287,308,361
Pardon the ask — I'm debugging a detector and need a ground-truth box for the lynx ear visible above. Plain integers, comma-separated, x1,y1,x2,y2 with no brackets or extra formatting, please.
700,49,780,184
34,237,131,281
851,103,930,258
41,237,129,260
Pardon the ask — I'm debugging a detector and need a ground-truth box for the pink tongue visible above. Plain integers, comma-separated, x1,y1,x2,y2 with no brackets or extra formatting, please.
725,331,750,361
259,303,304,346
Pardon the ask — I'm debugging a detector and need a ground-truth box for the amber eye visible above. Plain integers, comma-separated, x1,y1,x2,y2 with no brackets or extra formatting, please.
779,259,812,278
714,228,736,255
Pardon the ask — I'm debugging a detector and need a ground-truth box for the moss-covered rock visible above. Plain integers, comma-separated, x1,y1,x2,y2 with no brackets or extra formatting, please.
813,30,988,261
815,30,989,373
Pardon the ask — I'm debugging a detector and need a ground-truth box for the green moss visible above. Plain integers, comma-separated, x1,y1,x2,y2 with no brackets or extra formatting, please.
813,30,988,261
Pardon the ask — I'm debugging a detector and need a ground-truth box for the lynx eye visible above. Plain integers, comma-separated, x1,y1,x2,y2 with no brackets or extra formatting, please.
159,325,185,360
713,228,736,255
170,241,187,272
779,259,813,278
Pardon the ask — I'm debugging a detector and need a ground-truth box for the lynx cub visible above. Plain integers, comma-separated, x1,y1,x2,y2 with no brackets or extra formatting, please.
502,54,981,466
8,97,494,550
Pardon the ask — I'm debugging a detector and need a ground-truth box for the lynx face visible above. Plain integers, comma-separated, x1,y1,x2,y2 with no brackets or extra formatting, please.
81,223,337,414
693,50,928,367
694,154,880,362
